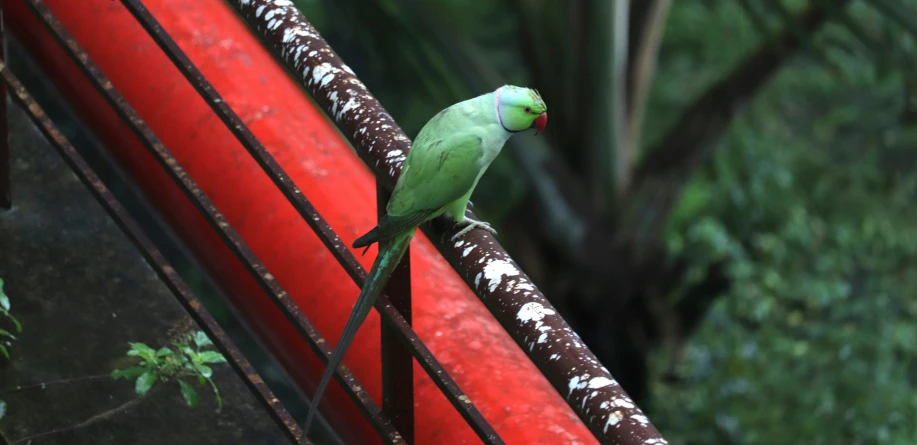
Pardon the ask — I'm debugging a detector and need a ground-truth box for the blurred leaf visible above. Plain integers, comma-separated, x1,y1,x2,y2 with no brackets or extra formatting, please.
135,371,157,397
195,364,213,379
193,331,213,348
195,351,227,364
127,342,156,359
156,347,173,357
111,366,148,381
199,351,226,363
869,0,917,39
0,277,9,311
178,380,199,408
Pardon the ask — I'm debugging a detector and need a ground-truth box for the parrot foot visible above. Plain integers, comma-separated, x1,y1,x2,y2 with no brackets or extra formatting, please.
450,218,497,241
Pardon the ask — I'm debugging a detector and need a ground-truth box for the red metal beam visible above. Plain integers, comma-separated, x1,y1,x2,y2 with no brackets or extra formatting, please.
5,0,598,443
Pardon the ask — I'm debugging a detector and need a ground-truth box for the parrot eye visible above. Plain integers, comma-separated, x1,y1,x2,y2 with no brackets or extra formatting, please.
524,106,532,113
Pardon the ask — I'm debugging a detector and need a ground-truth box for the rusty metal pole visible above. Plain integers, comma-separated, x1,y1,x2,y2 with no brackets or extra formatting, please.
0,1,10,210
378,180,415,444
226,1,668,443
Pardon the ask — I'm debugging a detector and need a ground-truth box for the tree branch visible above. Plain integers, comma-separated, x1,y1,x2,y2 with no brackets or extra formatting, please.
611,0,633,203
0,374,110,398
10,386,159,444
624,0,671,191
617,0,851,259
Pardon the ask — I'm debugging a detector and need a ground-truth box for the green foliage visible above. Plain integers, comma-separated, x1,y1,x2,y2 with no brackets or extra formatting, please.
112,331,228,411
0,277,23,425
653,2,917,443
0,277,22,362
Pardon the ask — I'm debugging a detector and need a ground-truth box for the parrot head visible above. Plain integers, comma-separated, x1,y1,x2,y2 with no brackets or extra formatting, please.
495,85,548,135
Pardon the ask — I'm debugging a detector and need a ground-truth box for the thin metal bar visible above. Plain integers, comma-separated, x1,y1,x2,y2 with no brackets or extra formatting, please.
22,2,403,443
0,2,10,210
379,181,414,444
0,59,305,445
115,1,501,442
225,1,668,443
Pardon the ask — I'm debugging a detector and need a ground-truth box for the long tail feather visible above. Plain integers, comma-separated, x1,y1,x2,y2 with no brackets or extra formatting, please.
302,230,414,437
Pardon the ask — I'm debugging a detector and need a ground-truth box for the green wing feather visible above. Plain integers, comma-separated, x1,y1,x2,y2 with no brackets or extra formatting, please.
387,133,483,214
353,108,484,248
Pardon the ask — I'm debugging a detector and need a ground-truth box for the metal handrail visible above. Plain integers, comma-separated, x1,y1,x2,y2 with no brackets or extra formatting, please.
226,0,668,443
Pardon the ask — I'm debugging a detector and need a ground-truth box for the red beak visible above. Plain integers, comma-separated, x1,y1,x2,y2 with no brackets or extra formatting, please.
532,112,547,135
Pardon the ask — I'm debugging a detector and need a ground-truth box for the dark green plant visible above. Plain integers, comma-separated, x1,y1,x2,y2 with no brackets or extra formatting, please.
0,277,21,429
0,278,22,361
1,330,228,444
112,331,228,410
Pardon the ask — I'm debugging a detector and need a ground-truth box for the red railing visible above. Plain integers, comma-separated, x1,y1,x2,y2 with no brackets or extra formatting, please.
2,0,668,443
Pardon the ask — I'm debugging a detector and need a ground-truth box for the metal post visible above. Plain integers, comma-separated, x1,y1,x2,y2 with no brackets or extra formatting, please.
378,180,414,444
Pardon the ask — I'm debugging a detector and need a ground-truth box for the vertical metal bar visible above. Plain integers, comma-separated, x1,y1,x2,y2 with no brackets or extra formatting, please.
0,1,10,210
378,180,414,445
0,60,305,444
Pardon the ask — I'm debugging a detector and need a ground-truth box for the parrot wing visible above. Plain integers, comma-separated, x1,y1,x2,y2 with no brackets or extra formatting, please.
353,129,484,248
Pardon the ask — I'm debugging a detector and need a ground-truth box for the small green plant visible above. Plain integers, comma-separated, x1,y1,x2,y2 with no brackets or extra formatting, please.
111,331,227,410
0,277,21,428
1,331,229,444
0,278,23,361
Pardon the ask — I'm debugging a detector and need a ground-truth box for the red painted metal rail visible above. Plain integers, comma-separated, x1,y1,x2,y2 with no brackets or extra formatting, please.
3,0,666,443
227,1,666,444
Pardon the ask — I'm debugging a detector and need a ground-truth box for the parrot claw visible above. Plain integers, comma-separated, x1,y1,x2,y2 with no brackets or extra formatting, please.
450,218,497,241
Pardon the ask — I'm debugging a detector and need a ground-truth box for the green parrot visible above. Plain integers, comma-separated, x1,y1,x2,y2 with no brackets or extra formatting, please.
302,85,547,436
